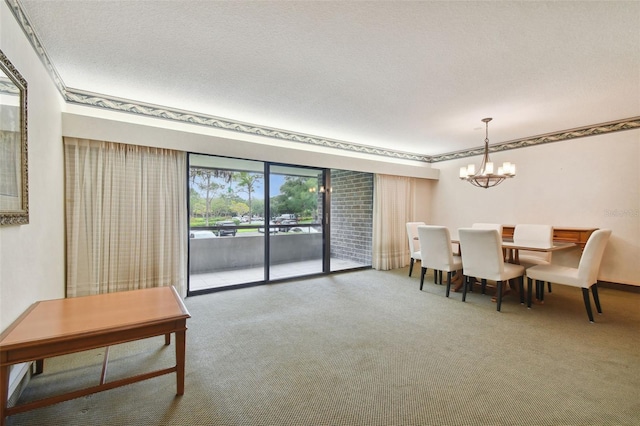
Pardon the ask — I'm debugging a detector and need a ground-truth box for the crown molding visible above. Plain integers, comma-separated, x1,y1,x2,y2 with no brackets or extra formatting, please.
64,88,431,162
7,0,67,97
430,117,640,163
9,0,428,162
8,0,640,165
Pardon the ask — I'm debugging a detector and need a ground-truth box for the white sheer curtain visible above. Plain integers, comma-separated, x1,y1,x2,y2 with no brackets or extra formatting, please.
64,138,187,297
372,174,418,270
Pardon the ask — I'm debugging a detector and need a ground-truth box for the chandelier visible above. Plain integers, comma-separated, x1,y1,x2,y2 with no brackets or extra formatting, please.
459,118,516,188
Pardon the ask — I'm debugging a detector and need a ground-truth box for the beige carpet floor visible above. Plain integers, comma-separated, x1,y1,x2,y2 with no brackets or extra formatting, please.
7,267,640,425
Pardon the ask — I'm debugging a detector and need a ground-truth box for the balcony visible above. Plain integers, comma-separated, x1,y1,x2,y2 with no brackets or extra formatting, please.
189,230,369,292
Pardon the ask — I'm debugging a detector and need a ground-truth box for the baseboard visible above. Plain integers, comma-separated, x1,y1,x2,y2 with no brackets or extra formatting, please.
599,281,640,293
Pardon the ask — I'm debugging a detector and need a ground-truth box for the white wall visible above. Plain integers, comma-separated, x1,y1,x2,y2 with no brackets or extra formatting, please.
0,3,65,330
430,130,640,286
61,109,640,286
410,178,432,224
61,111,440,180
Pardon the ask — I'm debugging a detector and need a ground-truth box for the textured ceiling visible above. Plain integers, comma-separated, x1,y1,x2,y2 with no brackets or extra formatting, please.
17,0,640,157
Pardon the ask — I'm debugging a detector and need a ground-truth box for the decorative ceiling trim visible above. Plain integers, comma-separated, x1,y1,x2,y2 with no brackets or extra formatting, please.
7,0,67,98
64,88,431,162
430,117,640,163
8,0,430,162
7,0,640,165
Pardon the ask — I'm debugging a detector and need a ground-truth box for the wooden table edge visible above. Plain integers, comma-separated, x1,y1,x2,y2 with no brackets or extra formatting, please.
0,287,190,426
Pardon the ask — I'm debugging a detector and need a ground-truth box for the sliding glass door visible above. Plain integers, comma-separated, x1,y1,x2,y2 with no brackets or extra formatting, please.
187,154,373,295
188,155,266,291
267,165,325,280
188,156,328,293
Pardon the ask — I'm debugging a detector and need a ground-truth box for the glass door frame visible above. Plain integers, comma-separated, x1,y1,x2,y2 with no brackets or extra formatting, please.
187,153,331,295
263,162,329,282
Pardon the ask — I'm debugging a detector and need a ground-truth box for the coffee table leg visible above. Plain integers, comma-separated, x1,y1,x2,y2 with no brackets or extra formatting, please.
175,330,186,395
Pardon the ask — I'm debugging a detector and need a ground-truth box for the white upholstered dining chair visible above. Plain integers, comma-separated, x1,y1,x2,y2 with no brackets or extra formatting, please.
514,224,554,296
526,229,612,322
458,228,525,312
406,222,425,277
417,225,463,297
513,224,554,266
472,222,506,261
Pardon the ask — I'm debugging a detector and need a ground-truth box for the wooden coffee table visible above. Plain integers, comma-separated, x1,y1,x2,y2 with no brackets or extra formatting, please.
0,286,190,425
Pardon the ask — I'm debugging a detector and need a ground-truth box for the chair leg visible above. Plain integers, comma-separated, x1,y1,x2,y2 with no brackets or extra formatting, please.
519,276,524,305
439,270,443,285
536,280,545,302
467,276,474,293
581,287,595,322
496,281,503,312
420,267,426,291
591,284,602,314
445,271,452,297
462,276,469,302
409,258,414,277
527,277,533,308
481,279,487,294
547,282,552,293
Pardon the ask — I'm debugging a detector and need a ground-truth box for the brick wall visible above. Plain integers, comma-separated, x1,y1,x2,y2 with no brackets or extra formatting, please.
330,170,373,265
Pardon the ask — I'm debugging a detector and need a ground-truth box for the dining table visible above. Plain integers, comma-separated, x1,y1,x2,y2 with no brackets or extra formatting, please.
499,240,576,264
443,237,576,263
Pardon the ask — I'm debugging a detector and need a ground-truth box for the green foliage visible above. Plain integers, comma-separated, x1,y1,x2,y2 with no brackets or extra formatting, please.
251,199,264,217
189,167,319,224
271,176,319,218
189,168,230,226
231,201,249,216
234,172,262,222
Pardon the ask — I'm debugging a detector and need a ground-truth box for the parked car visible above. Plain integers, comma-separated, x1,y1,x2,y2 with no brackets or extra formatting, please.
290,226,320,234
274,216,298,232
216,221,237,236
258,221,278,234
274,214,296,223
189,230,217,239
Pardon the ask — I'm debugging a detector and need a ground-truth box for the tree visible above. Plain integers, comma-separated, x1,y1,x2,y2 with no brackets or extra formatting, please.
189,188,207,222
231,201,250,217
251,199,264,218
273,176,318,218
189,169,221,225
189,168,234,225
210,198,227,218
189,188,203,216
234,172,262,223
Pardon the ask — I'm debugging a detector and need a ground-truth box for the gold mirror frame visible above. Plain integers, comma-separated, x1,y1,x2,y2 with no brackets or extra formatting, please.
0,49,28,226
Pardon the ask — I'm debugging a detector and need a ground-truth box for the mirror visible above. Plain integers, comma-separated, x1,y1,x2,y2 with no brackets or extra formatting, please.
0,49,28,226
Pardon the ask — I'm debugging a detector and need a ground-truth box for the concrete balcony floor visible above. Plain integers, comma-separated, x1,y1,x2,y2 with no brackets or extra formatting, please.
189,258,368,291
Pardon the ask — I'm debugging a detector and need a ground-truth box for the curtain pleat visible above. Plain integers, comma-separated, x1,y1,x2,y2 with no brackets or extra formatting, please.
372,174,417,270
64,138,187,297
